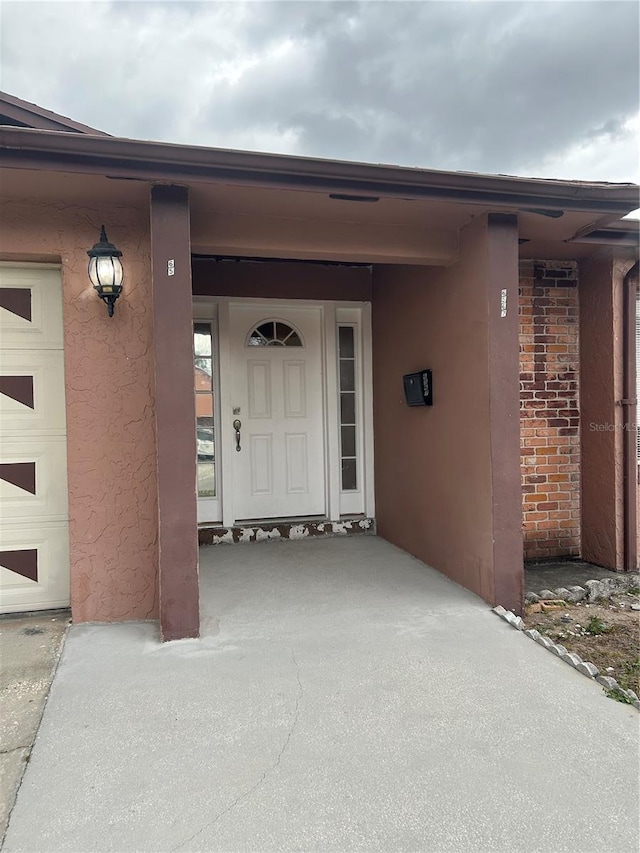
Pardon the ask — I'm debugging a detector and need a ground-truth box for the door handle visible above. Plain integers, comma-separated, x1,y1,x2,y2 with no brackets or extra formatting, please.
233,419,242,452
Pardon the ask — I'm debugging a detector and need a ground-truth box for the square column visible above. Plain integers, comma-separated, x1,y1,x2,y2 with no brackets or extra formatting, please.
486,214,523,610
579,255,634,570
150,185,199,640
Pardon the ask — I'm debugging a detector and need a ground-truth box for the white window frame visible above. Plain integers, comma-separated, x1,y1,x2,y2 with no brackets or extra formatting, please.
192,301,222,524
335,306,374,516
193,297,374,526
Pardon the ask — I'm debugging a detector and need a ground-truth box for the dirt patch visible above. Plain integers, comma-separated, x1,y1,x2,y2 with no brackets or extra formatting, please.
523,593,640,694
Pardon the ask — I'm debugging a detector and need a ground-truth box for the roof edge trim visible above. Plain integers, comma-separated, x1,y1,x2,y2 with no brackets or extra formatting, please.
0,126,637,215
0,92,109,136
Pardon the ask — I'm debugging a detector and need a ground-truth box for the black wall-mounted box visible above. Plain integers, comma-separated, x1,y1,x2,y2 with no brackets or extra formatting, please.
403,370,433,407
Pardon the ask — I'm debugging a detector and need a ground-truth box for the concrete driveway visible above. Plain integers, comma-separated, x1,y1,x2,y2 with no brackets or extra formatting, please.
3,536,638,852
0,611,68,842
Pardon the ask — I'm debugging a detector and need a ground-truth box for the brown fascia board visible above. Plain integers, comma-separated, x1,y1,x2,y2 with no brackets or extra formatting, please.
0,92,109,136
0,126,637,216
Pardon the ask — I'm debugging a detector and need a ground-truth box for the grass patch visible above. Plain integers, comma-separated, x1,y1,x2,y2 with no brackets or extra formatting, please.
605,686,636,705
618,657,640,693
585,615,612,636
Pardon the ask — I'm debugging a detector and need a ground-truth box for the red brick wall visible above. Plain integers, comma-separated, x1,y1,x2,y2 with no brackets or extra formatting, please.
519,261,580,560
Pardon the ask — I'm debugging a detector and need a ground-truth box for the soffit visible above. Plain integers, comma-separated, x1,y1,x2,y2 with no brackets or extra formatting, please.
0,166,635,263
0,167,149,206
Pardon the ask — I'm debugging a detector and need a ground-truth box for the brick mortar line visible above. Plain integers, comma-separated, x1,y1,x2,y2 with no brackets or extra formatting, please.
519,270,581,562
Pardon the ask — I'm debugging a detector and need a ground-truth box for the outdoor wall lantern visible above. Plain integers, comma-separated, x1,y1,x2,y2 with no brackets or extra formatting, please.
87,225,124,317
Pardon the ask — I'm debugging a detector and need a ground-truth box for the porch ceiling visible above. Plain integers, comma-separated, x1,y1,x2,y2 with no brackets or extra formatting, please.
189,183,465,264
0,166,635,264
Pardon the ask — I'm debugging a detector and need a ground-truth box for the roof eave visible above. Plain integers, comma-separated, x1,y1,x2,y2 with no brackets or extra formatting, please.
0,126,637,217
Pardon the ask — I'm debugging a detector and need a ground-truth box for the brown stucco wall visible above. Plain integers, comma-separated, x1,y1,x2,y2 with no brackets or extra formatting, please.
579,255,626,569
0,200,158,621
372,215,522,609
192,259,372,301
519,261,581,560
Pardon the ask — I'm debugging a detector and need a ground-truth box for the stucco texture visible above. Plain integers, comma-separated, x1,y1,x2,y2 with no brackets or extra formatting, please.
0,200,158,622
373,217,497,605
579,256,625,569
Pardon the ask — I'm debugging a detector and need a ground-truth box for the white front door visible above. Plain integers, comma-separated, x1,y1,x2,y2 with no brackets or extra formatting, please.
0,266,70,613
229,304,325,520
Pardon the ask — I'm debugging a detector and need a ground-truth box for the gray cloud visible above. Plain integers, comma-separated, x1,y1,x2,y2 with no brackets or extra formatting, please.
1,1,638,182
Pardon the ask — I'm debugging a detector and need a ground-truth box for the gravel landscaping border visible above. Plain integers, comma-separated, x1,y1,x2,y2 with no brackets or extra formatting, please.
524,573,640,606
521,573,640,706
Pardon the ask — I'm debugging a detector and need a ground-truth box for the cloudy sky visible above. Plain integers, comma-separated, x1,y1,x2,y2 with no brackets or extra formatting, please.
1,1,638,184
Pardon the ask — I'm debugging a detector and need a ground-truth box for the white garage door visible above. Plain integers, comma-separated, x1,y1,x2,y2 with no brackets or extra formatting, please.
0,266,70,613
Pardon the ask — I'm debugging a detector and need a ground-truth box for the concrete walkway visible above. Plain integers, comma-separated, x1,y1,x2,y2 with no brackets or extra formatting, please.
4,537,638,853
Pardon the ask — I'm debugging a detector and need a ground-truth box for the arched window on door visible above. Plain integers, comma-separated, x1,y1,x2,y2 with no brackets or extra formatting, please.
247,320,303,347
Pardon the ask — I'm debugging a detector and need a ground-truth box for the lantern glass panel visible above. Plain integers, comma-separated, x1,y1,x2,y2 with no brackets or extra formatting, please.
89,255,123,291
88,257,100,289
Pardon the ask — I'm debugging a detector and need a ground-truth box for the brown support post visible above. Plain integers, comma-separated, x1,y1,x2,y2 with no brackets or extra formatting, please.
487,214,524,612
150,184,199,640
579,257,622,568
622,261,638,571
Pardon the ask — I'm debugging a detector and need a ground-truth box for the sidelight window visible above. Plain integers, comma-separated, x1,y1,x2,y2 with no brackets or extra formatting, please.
338,325,358,491
194,322,216,497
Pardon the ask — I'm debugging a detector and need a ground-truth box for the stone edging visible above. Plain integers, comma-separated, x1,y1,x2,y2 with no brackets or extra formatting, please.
492,605,640,711
524,573,639,605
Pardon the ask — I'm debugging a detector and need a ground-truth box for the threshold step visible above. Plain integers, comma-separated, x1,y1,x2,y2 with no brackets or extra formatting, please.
199,517,375,546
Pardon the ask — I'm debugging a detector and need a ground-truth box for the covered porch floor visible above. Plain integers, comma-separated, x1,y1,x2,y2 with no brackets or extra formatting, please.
4,537,638,852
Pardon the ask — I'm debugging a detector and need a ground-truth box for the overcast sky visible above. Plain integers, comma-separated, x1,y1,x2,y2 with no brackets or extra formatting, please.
1,1,638,184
